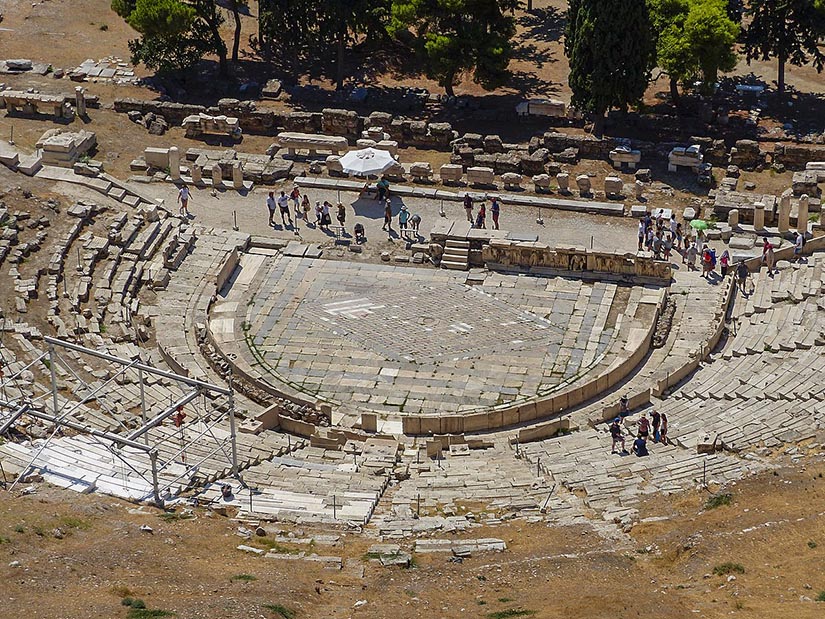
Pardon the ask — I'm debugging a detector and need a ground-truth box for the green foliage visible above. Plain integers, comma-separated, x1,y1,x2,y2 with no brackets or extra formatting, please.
486,610,536,619
712,562,745,575
704,492,732,509
111,0,227,74
389,0,518,96
744,0,825,93
565,0,656,124
808,540,818,548
127,0,196,38
263,604,296,619
816,590,825,602
230,574,257,582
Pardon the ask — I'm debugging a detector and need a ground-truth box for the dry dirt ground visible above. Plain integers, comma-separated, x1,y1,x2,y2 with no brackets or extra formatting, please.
2,450,825,619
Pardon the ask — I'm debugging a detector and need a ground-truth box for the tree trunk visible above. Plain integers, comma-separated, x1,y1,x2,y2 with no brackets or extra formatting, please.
336,28,345,90
231,0,242,63
203,8,229,77
592,112,605,137
445,79,455,97
670,76,681,108
777,52,786,98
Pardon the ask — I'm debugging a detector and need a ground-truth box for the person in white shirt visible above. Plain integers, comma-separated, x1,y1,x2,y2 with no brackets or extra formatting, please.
277,190,292,226
177,184,191,217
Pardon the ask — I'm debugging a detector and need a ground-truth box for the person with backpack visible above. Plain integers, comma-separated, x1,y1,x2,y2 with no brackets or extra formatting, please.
701,245,713,278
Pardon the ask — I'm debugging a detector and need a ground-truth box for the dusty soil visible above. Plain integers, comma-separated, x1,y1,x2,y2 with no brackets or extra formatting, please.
2,450,825,619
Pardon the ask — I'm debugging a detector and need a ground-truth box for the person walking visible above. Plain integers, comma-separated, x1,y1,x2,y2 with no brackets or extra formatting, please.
720,249,730,277
675,222,683,251
475,202,487,229
651,410,661,443
277,190,292,226
762,238,775,274
638,219,645,252
336,202,346,229
663,234,673,261
177,184,191,217
685,241,698,270
314,201,323,227
464,193,474,224
301,194,311,223
265,191,277,227
376,176,390,201
382,199,393,234
320,201,332,230
491,197,501,230
289,186,301,220
610,418,626,454
736,260,751,296
794,231,805,263
659,413,669,445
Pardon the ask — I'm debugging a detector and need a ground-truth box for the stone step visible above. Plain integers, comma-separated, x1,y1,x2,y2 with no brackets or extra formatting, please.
442,259,469,271
445,239,470,249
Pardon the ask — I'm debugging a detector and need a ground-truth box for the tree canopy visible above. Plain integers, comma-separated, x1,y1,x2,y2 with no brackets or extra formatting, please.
111,0,228,76
389,0,518,97
649,0,739,102
743,0,825,96
565,0,655,133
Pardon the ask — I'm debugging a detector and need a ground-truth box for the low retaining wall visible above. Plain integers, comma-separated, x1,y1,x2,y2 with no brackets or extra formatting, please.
401,290,664,435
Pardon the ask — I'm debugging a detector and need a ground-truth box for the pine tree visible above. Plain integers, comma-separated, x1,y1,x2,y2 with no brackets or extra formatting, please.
565,0,655,135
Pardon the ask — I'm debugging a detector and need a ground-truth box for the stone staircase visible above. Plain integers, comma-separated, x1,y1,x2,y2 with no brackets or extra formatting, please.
441,239,469,270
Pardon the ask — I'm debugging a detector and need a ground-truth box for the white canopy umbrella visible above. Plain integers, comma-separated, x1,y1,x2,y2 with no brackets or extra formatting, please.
339,147,396,177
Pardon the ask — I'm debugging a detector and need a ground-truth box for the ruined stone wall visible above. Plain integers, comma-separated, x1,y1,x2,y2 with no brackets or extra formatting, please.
482,240,672,282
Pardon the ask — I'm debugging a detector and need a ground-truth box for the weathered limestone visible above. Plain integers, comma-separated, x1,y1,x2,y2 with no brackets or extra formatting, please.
792,170,821,197
36,129,97,167
168,146,180,180
439,164,464,184
74,87,86,117
182,113,242,140
753,202,765,230
232,161,244,189
727,209,739,228
798,194,810,234
467,166,494,186
374,140,398,157
634,180,644,200
1,90,72,119
144,147,170,169
273,132,348,157
556,172,570,193
326,155,344,176
603,176,623,197
608,146,641,170
501,172,523,189
212,162,223,188
191,163,203,186
515,98,566,117
668,145,703,172
410,162,434,182
532,174,552,192
778,192,791,233
576,174,592,195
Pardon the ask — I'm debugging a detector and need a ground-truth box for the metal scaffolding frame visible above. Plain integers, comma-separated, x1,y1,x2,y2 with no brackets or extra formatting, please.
0,337,239,506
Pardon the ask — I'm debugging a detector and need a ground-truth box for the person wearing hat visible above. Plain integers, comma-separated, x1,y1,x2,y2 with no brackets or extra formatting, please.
398,204,409,233
610,417,626,454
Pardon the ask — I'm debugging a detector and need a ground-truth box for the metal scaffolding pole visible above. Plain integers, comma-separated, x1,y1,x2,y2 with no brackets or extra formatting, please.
126,389,202,442
228,375,239,477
